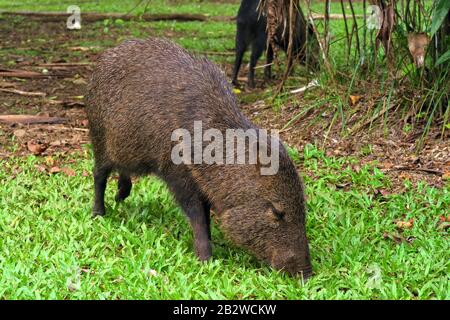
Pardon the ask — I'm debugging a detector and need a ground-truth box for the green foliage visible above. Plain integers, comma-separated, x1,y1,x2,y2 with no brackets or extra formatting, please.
0,147,448,299
435,49,450,66
430,0,450,36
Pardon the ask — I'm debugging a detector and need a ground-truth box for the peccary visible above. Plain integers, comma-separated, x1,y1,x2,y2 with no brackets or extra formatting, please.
232,0,318,88
85,37,312,278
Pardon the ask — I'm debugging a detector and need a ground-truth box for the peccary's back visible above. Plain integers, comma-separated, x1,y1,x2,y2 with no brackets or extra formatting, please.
86,38,251,171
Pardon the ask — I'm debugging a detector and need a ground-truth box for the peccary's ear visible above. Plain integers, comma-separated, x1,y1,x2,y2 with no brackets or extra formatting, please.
265,206,281,228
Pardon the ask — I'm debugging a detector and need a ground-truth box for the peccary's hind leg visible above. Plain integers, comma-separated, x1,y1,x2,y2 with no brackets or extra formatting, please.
92,165,111,217
115,173,132,202
203,201,211,240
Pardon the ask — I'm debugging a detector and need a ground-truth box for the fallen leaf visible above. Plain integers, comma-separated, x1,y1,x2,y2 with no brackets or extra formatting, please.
45,156,55,166
62,168,76,177
442,171,450,181
27,140,48,155
349,95,362,106
34,164,47,173
13,129,26,138
399,172,411,180
49,166,61,174
72,78,87,85
395,218,414,230
50,140,62,147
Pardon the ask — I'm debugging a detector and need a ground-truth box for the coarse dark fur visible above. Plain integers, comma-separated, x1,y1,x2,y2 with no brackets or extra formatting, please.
85,37,312,278
232,0,318,88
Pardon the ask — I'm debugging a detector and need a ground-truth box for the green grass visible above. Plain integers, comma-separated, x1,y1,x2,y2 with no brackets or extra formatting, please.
0,145,448,299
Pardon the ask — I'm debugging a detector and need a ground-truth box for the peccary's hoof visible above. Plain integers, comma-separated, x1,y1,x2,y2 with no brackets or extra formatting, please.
115,192,126,202
196,242,212,262
197,253,212,262
92,207,105,217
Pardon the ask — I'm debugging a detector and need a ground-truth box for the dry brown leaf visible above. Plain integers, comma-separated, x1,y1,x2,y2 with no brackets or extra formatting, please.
395,218,414,230
50,140,62,147
34,164,47,173
399,172,411,180
13,129,26,138
407,33,430,67
45,156,55,166
49,166,61,174
349,95,362,106
442,171,450,181
27,140,48,155
62,167,76,177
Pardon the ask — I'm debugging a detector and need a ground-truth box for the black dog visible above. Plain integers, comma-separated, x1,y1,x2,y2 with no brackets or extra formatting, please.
232,0,317,88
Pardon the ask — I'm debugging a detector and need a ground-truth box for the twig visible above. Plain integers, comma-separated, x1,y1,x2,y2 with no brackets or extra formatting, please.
0,88,46,97
0,115,66,125
38,62,92,67
0,69,47,79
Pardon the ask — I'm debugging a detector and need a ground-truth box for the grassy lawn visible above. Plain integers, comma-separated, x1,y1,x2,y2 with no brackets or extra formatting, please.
0,145,448,299
0,0,448,300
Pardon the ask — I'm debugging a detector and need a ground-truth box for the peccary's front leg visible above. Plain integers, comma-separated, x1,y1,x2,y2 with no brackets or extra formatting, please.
184,199,212,261
166,176,212,261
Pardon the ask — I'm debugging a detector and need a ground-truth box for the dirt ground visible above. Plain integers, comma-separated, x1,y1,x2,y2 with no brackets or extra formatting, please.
1,17,449,192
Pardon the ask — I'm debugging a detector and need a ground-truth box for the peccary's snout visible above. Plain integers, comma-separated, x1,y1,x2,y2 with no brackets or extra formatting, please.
271,248,312,280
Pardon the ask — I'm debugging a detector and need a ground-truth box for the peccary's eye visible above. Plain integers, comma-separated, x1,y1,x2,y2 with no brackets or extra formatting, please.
272,208,285,221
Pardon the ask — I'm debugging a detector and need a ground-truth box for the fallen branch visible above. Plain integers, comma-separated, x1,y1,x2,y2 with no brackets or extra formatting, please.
0,11,233,22
0,115,66,125
290,79,319,94
38,62,92,67
0,88,46,97
0,69,47,79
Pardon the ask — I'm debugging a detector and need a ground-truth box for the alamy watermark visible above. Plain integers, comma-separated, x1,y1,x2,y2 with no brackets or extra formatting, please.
171,121,280,175
67,5,81,30
366,5,383,30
